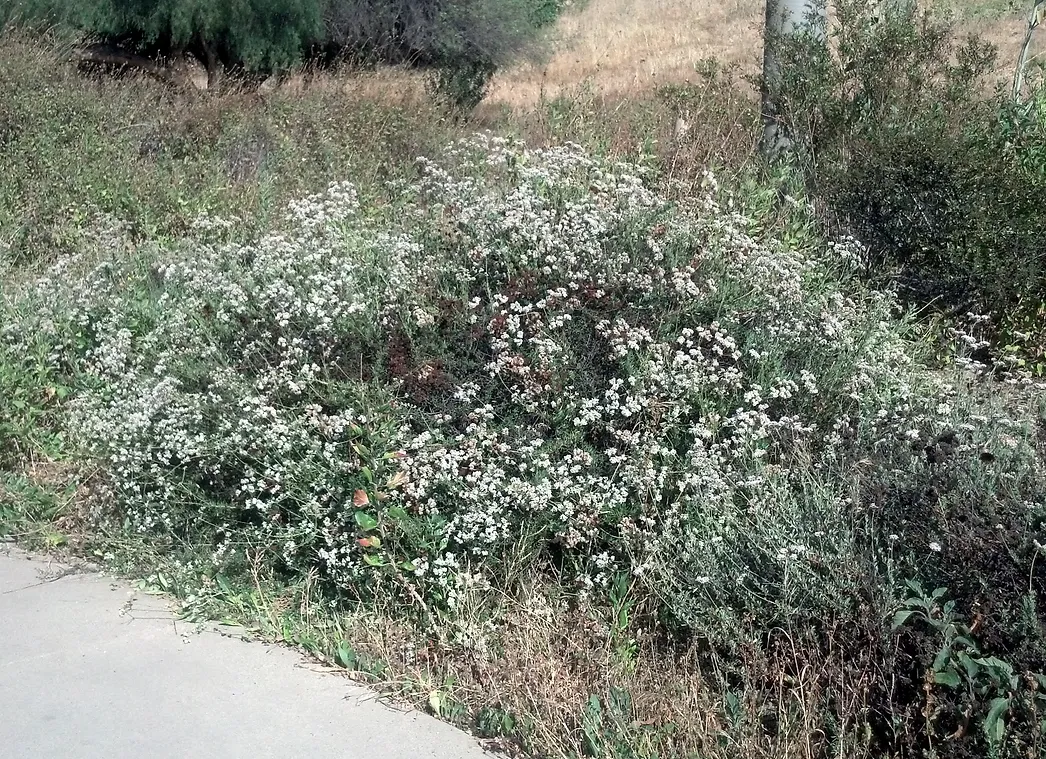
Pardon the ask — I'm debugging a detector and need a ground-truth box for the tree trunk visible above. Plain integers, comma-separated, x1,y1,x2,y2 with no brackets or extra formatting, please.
1014,1,1046,100
760,0,827,158
198,35,221,91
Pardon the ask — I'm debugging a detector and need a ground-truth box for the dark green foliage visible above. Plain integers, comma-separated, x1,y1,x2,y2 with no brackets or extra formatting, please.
2,0,563,105
769,0,1046,339
427,57,496,111
326,0,561,109
4,0,325,72
326,0,561,65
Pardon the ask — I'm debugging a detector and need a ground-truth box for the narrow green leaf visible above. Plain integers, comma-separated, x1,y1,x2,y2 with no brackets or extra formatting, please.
335,641,356,669
903,581,928,602
215,574,232,595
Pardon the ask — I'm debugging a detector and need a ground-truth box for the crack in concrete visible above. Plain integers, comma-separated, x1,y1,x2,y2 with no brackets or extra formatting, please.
0,565,89,595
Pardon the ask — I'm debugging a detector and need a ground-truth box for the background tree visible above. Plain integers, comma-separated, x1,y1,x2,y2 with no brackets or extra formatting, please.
324,0,562,109
3,0,325,87
1,0,562,104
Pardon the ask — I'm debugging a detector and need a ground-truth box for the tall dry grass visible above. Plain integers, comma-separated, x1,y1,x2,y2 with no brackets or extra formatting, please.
488,0,764,107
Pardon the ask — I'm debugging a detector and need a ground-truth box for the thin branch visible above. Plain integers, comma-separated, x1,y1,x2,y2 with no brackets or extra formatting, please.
71,46,176,84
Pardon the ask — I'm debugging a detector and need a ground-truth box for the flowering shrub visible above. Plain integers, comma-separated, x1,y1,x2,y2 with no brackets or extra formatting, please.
6,133,1046,756
7,137,1045,647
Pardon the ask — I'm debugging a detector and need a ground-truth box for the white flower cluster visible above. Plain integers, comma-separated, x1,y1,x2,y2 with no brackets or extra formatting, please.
10,136,1040,621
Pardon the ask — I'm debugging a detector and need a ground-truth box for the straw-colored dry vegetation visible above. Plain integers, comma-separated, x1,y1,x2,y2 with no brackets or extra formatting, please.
487,0,763,106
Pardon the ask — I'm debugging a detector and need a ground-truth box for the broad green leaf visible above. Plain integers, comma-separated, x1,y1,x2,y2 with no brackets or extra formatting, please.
984,697,1010,746
891,610,914,630
973,657,1015,686
932,645,952,673
957,651,980,679
363,553,384,567
354,511,378,531
934,669,961,688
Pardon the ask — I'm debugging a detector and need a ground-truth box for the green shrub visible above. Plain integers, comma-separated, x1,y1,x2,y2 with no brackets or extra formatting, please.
768,0,1046,353
3,0,324,73
3,0,563,106
0,320,71,467
0,34,459,265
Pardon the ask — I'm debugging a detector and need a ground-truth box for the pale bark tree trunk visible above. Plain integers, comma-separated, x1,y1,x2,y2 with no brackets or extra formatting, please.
1014,1,1046,100
760,0,827,157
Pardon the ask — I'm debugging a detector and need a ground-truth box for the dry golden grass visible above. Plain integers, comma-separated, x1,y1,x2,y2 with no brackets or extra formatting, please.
484,0,1031,109
280,0,1030,125
302,579,882,759
488,0,764,108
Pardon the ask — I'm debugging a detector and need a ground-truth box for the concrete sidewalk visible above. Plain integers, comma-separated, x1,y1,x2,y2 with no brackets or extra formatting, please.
0,545,490,759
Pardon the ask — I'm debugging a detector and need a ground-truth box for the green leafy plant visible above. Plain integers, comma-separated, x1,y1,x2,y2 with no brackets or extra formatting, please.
475,706,521,739
0,329,71,467
604,572,639,669
893,581,1046,754
0,472,72,542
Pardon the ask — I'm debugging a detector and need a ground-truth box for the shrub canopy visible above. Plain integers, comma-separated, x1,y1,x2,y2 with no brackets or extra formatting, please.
768,0,1046,356
2,0,561,82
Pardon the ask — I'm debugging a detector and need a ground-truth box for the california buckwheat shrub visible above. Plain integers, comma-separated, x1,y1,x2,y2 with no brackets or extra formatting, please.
14,136,1044,639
